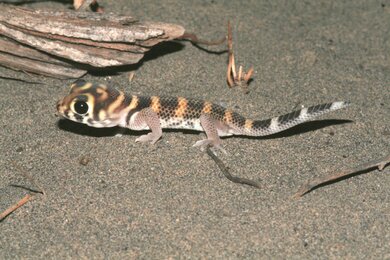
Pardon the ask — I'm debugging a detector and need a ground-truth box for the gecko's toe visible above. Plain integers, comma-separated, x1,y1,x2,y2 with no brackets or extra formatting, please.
193,139,212,148
135,133,160,144
193,139,227,154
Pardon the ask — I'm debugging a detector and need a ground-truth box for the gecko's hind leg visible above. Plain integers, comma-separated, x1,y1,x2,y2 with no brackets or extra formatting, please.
133,108,162,144
193,114,226,154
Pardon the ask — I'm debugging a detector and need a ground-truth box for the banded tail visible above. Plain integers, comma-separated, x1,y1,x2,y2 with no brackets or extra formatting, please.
236,101,350,136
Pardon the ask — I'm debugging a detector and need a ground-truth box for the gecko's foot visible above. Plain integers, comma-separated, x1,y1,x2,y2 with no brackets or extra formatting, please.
135,133,160,144
193,139,227,155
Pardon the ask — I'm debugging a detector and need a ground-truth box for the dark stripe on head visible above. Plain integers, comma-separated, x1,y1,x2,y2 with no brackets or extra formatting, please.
75,95,88,102
115,94,132,113
93,86,121,121
70,79,87,93
125,96,152,126
73,79,86,87
87,118,95,125
253,118,272,129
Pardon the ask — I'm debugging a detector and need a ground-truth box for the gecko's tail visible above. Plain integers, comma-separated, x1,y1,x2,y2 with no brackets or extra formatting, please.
238,101,350,136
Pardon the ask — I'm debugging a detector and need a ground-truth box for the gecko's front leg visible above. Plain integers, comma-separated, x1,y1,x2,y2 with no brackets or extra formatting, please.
131,108,162,144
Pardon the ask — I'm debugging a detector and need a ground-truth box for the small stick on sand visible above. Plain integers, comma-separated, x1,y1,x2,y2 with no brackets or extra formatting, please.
294,155,390,198
0,194,32,222
206,147,261,188
11,161,45,195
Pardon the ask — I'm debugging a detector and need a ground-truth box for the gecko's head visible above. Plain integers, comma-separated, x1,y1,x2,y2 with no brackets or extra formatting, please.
57,80,128,128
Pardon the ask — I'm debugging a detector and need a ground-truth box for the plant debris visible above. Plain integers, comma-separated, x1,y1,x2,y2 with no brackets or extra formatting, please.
206,146,261,188
226,21,254,93
178,32,226,46
11,161,45,195
79,156,91,166
294,154,390,198
0,5,185,78
0,194,32,222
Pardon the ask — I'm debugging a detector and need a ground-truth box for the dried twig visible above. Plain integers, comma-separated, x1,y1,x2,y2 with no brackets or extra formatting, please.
0,194,32,222
206,146,261,188
178,32,226,46
294,155,390,198
128,71,135,82
226,21,254,93
11,161,45,195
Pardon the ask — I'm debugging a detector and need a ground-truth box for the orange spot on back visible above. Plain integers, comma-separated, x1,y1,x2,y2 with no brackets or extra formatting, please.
150,96,161,113
175,97,188,118
223,110,233,124
244,119,253,129
202,101,213,114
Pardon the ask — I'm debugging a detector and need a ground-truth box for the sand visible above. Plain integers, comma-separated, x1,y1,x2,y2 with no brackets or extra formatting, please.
0,0,389,258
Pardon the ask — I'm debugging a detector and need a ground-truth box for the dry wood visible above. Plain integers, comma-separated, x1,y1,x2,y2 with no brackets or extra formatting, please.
1,6,183,43
0,52,86,79
0,38,78,66
226,21,254,92
294,155,390,198
206,147,261,188
0,5,185,78
0,194,32,222
0,37,86,78
0,24,145,67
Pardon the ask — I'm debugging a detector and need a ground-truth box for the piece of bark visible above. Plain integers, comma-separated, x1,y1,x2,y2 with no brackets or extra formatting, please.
0,4,185,78
0,52,86,79
294,155,390,198
0,24,145,67
0,37,87,78
0,5,182,43
0,38,77,66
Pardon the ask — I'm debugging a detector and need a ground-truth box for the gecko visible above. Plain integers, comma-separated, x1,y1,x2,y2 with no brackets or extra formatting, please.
56,80,349,151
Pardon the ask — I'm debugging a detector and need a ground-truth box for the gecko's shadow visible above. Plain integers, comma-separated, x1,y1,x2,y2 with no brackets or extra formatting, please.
56,118,352,139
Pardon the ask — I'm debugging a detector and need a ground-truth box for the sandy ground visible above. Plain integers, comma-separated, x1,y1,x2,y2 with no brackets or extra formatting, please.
0,0,389,258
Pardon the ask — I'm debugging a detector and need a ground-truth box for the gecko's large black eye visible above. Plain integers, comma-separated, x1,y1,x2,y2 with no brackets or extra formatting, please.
74,101,89,115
